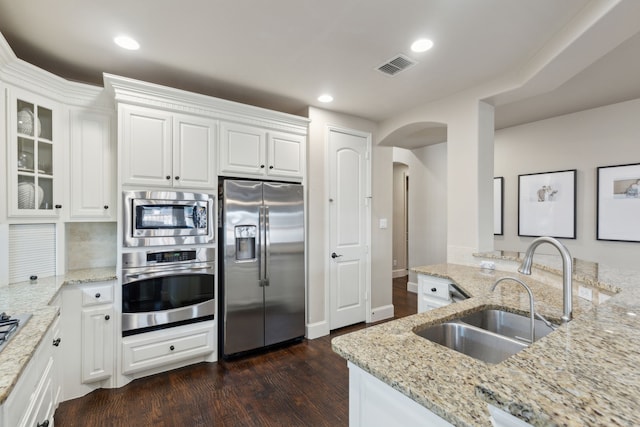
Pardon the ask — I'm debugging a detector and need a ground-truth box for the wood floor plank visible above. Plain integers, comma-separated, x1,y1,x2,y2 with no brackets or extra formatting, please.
55,278,415,426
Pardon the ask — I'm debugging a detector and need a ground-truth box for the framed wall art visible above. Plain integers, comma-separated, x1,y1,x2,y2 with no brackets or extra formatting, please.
494,177,504,235
597,162,640,242
518,169,576,239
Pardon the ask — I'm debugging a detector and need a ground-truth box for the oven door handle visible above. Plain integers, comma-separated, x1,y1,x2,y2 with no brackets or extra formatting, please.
124,265,214,283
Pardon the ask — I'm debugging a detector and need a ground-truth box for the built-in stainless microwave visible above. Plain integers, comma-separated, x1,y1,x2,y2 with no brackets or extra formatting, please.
123,191,214,247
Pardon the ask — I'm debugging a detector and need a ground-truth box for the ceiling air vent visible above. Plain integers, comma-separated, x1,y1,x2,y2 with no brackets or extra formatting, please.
376,54,417,76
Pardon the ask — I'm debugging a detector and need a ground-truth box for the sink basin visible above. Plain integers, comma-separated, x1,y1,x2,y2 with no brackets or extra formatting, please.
458,309,556,341
415,321,527,364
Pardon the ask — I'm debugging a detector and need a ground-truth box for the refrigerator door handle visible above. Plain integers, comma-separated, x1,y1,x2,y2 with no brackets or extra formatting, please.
264,205,270,286
259,205,266,287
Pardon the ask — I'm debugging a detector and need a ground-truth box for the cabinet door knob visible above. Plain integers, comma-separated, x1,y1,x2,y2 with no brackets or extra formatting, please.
105,315,110,321
431,288,437,292
104,205,109,210
166,175,171,180
260,164,265,168
269,165,274,169
52,338,61,347
175,176,180,180
55,204,62,209
37,420,50,427
95,293,101,298
169,345,175,351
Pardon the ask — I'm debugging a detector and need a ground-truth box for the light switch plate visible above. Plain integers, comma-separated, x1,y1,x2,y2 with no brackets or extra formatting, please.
379,218,388,229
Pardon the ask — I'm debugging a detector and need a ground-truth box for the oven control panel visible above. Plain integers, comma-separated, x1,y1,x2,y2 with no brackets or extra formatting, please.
122,247,216,269
147,250,197,264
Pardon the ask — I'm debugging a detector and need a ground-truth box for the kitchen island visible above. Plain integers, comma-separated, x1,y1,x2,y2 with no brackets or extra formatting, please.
332,253,640,426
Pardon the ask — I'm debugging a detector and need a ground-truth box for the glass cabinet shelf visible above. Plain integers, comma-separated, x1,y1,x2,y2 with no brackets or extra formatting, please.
11,93,58,215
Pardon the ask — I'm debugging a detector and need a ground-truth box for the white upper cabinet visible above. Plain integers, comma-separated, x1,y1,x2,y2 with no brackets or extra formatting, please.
173,113,218,189
7,87,64,218
120,104,216,189
219,121,305,181
120,105,173,187
69,109,115,220
219,122,266,176
267,130,305,179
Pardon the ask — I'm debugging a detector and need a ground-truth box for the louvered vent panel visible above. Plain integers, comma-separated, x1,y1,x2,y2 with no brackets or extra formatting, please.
9,224,56,283
376,54,417,76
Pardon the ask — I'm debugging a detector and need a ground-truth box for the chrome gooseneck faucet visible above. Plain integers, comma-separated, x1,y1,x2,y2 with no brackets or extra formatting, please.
518,236,573,323
491,277,535,343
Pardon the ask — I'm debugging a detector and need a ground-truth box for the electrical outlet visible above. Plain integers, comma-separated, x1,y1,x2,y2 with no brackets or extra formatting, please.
578,286,593,301
480,261,495,270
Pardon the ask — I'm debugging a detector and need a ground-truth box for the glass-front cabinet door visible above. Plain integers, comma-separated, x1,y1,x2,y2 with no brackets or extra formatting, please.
8,88,61,217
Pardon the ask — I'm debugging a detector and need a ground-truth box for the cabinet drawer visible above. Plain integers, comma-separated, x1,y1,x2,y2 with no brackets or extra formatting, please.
5,328,53,427
81,283,114,306
418,275,452,301
122,321,214,375
20,357,54,427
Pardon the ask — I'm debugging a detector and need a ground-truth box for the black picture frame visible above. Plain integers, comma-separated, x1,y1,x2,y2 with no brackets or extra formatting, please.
518,169,576,239
494,177,504,236
597,162,640,242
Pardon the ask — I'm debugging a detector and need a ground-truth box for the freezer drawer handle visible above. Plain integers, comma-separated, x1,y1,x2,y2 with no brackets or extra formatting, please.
331,252,342,259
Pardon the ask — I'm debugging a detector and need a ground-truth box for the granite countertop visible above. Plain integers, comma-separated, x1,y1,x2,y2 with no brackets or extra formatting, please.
331,255,640,427
0,267,117,405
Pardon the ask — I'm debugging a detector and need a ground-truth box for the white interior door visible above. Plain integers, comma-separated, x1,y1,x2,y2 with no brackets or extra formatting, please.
328,127,370,330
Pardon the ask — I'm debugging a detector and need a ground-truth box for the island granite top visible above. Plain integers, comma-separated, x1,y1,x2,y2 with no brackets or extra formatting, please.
332,257,640,427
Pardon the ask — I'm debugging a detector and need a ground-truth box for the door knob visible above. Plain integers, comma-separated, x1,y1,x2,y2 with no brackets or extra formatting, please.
331,252,342,259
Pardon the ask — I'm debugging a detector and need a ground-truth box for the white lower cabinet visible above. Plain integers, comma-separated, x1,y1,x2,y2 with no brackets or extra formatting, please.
417,274,453,313
348,362,453,427
122,321,215,375
3,318,58,427
82,305,115,383
60,280,115,400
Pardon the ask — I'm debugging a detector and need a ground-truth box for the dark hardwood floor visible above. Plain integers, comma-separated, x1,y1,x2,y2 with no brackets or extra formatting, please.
55,277,416,427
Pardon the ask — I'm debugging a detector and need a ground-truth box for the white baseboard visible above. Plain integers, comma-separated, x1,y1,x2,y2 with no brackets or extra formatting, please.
392,269,408,278
306,320,330,340
370,304,394,323
407,281,418,293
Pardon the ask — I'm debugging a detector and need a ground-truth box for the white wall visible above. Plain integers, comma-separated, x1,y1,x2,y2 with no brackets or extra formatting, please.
495,98,640,269
306,107,391,337
379,96,496,265
392,162,408,276
392,144,448,288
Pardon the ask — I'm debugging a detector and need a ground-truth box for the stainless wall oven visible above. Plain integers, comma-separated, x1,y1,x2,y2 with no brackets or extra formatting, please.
123,191,214,247
121,247,215,336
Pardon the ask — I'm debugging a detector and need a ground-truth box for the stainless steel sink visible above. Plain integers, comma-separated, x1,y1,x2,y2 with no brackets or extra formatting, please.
414,309,558,364
415,321,527,364
458,309,555,341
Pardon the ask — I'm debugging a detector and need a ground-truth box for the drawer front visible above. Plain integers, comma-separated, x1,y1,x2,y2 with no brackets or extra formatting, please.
81,283,114,306
122,322,215,375
20,357,54,427
419,275,452,301
5,328,53,427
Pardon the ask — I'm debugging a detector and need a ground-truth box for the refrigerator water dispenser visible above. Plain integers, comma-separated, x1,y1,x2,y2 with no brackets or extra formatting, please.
235,225,256,260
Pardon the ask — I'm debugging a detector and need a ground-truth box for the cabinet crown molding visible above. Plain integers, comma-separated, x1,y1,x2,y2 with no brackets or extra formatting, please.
0,32,113,110
103,73,309,135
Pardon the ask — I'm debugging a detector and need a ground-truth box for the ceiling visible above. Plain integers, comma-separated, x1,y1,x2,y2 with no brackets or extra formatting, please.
0,0,639,147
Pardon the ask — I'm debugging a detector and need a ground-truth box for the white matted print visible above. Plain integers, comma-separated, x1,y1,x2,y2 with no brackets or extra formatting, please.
597,163,640,242
518,170,576,238
494,177,503,235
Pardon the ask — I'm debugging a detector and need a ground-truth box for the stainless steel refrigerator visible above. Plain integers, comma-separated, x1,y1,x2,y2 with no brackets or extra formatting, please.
219,179,305,357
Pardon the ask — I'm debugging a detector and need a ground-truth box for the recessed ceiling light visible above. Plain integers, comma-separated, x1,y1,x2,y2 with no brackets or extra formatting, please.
318,94,333,103
114,35,140,50
411,38,434,53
